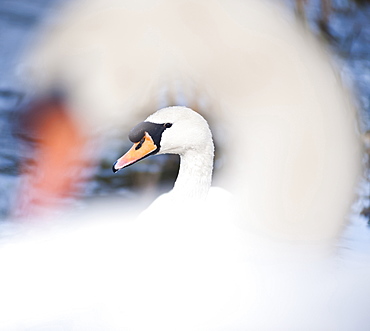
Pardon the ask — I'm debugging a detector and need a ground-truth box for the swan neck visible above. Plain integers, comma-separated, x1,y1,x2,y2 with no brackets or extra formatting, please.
172,146,214,200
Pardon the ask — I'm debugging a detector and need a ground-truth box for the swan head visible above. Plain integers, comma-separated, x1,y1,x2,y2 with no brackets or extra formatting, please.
112,106,214,172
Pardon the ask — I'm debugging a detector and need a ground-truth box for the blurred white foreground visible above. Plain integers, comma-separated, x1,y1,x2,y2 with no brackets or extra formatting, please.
0,0,368,330
1,203,370,330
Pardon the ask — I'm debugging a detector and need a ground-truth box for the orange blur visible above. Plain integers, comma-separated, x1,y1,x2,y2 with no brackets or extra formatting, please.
16,100,88,218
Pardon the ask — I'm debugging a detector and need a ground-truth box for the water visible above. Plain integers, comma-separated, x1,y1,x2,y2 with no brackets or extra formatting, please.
0,0,60,216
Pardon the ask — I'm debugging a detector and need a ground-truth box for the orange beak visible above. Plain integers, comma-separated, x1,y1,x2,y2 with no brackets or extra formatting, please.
113,132,157,172
14,97,88,219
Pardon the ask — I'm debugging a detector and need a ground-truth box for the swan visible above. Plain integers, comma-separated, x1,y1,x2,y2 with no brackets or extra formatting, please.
113,106,214,201
3,0,369,329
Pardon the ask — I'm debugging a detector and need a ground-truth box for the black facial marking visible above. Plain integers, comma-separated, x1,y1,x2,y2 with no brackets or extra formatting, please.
135,137,145,150
128,121,172,153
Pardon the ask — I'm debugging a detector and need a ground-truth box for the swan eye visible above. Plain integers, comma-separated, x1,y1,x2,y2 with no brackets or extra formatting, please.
164,123,172,128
